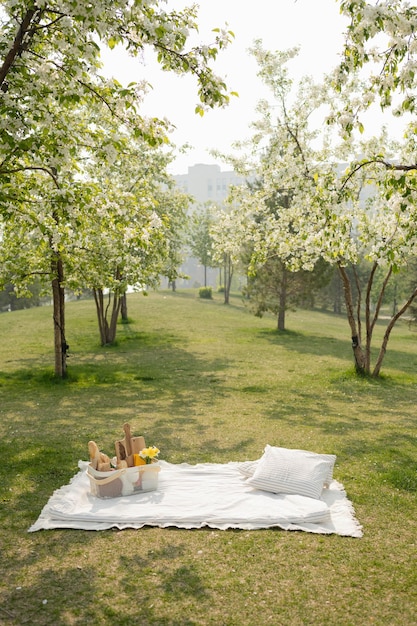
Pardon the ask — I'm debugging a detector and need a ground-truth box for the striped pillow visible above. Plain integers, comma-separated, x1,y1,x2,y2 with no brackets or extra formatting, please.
264,445,336,487
246,445,335,500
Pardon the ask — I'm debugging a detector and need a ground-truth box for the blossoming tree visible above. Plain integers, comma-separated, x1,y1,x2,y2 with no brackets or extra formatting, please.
74,125,190,346
187,204,218,288
219,41,417,376
332,1,417,196
330,0,417,374
0,0,234,377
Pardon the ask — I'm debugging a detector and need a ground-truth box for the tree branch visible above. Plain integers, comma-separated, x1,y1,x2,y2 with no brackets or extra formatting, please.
284,120,313,181
340,158,417,193
26,12,69,33
0,7,42,88
26,49,124,117
0,165,60,187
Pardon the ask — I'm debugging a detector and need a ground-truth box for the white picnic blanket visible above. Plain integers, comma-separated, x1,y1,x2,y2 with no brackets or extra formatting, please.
28,460,362,537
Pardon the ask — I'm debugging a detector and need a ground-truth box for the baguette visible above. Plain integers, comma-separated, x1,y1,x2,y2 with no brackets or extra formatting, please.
97,461,111,472
88,440,101,470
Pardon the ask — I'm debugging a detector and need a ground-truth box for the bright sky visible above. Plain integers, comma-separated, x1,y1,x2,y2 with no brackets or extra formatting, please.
101,0,349,174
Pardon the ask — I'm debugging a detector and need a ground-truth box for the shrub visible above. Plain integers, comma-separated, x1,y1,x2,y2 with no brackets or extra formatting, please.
198,287,213,299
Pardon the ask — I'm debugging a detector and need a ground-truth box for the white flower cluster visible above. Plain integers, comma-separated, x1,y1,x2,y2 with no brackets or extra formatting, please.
209,35,417,315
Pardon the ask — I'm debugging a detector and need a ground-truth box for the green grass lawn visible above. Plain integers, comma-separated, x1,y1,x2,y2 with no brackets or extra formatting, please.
1,290,416,625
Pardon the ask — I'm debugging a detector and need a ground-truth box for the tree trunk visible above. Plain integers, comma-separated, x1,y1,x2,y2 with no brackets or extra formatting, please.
372,286,417,377
364,262,377,373
338,264,366,373
223,254,233,305
364,264,392,373
277,268,287,331
93,289,123,345
120,293,128,321
352,265,363,355
51,256,67,378
204,264,207,287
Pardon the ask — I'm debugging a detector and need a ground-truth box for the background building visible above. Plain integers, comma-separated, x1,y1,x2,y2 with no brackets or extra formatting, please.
174,163,246,204
173,164,248,288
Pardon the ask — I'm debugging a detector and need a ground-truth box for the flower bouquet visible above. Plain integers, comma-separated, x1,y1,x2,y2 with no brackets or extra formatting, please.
133,446,160,466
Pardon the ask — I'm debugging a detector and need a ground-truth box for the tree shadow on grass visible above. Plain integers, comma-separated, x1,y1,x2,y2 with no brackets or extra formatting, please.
263,383,417,494
0,547,207,626
256,327,417,375
0,326,255,522
265,375,415,435
257,327,348,356
0,327,229,392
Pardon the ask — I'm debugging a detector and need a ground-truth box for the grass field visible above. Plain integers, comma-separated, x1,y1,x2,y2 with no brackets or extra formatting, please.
1,290,416,625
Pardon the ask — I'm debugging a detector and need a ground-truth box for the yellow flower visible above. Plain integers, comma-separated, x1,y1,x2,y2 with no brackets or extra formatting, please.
139,446,160,464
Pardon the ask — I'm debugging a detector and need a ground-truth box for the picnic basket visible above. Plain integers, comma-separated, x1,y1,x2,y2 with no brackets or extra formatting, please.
87,462,160,498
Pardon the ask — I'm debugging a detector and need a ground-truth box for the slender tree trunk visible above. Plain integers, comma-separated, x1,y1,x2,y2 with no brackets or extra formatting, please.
108,293,122,342
120,293,128,321
51,255,67,378
365,264,392,373
277,268,287,331
277,307,285,331
373,286,417,377
204,264,207,287
224,256,229,304
224,254,233,304
93,288,106,345
338,264,366,373
93,289,123,345
227,262,233,303
364,262,377,373
352,265,363,354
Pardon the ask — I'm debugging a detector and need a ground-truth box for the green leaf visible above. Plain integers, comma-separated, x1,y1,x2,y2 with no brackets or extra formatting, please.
107,37,119,50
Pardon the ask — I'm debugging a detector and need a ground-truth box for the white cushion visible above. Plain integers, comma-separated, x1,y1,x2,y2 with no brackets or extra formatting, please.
267,445,336,486
246,445,336,500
